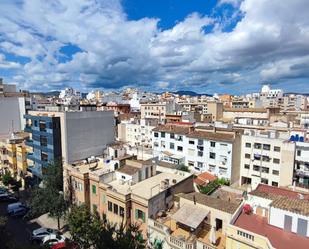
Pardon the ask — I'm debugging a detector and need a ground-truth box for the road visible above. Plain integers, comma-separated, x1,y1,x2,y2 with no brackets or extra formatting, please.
0,200,41,246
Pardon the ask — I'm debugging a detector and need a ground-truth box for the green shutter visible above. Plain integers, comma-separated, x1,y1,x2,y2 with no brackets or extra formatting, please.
92,185,96,194
102,194,106,204
142,211,145,222
135,209,139,219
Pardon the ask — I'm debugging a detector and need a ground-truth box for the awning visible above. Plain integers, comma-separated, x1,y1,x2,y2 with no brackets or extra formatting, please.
171,203,209,229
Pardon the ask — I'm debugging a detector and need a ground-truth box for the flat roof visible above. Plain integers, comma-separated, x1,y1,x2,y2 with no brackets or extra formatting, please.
181,192,241,214
187,130,235,142
116,165,139,176
131,172,190,200
234,212,309,249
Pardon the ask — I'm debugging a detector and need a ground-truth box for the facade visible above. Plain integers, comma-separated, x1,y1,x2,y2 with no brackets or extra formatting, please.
226,184,309,249
117,118,158,147
24,110,115,178
140,102,174,121
239,131,295,189
294,141,309,188
152,124,242,183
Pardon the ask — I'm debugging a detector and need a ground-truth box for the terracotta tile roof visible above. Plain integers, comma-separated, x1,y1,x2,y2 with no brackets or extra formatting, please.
187,130,235,142
271,196,309,216
181,192,241,214
152,124,192,135
194,172,217,186
250,184,309,200
234,212,309,249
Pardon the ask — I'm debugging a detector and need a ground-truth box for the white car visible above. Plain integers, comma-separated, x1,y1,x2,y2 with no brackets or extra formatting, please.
31,227,59,243
42,234,66,246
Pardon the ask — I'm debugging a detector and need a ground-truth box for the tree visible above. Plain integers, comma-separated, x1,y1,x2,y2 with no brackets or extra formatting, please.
67,205,146,249
28,160,68,230
1,171,14,186
176,164,190,172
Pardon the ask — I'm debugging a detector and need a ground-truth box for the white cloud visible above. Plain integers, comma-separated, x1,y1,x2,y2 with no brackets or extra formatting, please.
0,54,21,69
0,0,308,92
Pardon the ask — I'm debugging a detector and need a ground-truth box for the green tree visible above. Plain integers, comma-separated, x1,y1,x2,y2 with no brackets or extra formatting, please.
28,160,68,230
176,164,190,172
1,171,14,186
68,205,146,249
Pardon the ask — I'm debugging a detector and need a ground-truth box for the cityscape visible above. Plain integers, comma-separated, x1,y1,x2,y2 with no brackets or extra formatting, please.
0,1,309,249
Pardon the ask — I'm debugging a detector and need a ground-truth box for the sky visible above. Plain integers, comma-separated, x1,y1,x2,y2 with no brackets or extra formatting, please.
0,0,308,94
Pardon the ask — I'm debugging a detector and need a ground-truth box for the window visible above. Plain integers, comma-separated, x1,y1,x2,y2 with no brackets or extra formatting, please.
272,170,279,175
40,136,47,147
177,135,183,141
189,140,195,145
262,156,270,162
154,142,159,147
108,201,113,212
297,150,301,156
170,133,175,139
92,185,97,194
177,146,183,152
198,139,203,146
263,144,271,150
254,143,262,149
161,132,165,138
261,167,269,173
135,209,145,222
154,132,159,138
244,164,250,169
273,158,280,164
121,175,126,180
208,165,216,172
197,162,203,168
188,161,194,167
245,143,251,148
274,146,281,152
210,141,216,147
261,178,268,184
209,152,216,159
113,204,118,215
160,141,166,148
170,143,175,150
198,151,203,157
253,165,260,171
245,153,251,159
272,181,278,187
120,207,125,217
41,152,48,162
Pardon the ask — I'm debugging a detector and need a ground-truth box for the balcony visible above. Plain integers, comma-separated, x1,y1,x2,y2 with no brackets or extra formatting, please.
24,125,32,133
25,139,33,147
27,152,35,161
295,169,309,177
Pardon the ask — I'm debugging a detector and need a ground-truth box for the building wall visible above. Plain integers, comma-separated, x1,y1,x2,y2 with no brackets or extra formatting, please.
0,97,25,134
64,111,115,163
269,207,309,237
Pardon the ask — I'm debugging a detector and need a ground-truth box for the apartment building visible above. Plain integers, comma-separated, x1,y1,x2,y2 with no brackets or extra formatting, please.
152,124,242,183
117,118,158,148
148,191,242,249
226,184,309,249
24,110,115,178
140,102,174,120
64,157,193,237
240,130,295,189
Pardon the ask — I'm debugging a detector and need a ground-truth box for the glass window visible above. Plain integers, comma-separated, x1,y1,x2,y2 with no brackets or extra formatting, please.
274,146,281,152
177,146,183,152
261,167,269,173
297,150,301,156
209,152,216,159
161,132,165,138
170,133,175,139
135,209,145,222
154,132,159,138
245,153,251,159
253,165,260,171
261,178,268,184
245,143,251,148
272,170,279,175
198,151,203,157
272,181,278,186
120,207,124,217
189,140,195,145
254,143,262,149
113,204,118,215
244,164,250,169
273,158,280,164
108,201,113,212
170,143,175,150
263,144,271,150
210,141,216,147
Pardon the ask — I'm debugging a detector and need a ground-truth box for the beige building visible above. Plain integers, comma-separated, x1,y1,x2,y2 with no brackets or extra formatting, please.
148,191,242,249
239,130,295,189
140,102,174,120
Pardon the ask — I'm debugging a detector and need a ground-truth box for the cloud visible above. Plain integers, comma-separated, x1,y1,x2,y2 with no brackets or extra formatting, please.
0,0,308,93
0,54,21,69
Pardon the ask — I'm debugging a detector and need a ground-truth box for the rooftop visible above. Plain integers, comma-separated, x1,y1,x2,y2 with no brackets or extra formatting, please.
181,192,241,214
194,172,217,187
157,160,178,169
187,130,235,142
234,212,309,249
271,196,309,216
224,107,267,113
116,164,140,176
152,124,192,135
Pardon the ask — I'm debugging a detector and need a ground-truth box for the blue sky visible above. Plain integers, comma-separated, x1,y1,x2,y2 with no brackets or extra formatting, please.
0,0,308,94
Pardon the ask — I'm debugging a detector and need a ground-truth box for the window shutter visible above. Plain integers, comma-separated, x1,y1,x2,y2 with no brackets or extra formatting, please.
135,209,139,219
142,212,145,222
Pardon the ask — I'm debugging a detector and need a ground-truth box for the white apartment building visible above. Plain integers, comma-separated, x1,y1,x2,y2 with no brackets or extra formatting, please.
117,119,158,148
152,124,241,183
240,130,295,189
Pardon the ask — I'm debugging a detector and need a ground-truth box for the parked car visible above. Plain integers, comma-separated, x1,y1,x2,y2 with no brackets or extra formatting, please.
0,187,8,194
42,234,66,247
30,227,59,244
0,192,18,202
51,241,79,249
7,202,29,217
